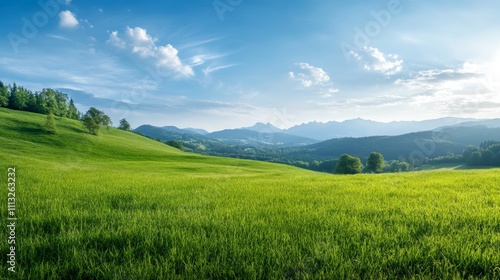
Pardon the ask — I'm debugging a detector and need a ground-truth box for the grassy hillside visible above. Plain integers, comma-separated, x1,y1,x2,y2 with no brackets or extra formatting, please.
1,108,499,279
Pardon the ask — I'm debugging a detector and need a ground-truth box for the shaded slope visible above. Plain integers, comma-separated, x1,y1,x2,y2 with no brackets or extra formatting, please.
292,126,500,161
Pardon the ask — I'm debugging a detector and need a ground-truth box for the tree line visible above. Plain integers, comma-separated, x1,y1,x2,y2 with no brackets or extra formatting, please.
1,80,132,136
0,81,79,119
335,141,500,174
427,141,500,167
461,141,500,166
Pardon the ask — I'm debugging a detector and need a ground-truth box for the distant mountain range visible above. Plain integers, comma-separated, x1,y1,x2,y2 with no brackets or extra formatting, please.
245,122,283,134
135,120,500,169
282,117,500,140
286,126,500,162
141,117,500,143
135,124,317,148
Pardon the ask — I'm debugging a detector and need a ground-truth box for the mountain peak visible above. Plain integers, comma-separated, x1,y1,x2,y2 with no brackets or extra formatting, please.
246,122,283,133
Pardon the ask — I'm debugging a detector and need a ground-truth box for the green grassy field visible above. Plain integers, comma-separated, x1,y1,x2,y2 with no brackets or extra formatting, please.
417,163,496,171
1,108,499,279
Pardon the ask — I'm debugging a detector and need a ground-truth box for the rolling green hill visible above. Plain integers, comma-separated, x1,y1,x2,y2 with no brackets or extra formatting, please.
135,124,318,148
0,109,295,175
134,124,284,160
1,108,499,279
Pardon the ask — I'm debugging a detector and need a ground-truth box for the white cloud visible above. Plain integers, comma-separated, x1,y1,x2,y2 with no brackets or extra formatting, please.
288,63,339,95
395,61,500,116
107,26,194,78
59,10,78,28
157,44,194,77
65,0,71,5
289,63,331,88
125,26,157,57
350,46,403,76
107,31,126,49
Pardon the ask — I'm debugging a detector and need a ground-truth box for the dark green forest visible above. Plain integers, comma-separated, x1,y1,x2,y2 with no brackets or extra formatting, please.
0,81,80,119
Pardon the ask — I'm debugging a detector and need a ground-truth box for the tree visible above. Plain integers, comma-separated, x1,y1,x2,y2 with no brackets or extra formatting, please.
67,98,79,120
166,140,184,151
81,107,110,135
102,114,112,131
366,152,385,173
8,84,30,110
54,90,68,117
481,150,494,166
462,145,479,162
26,93,38,112
118,118,131,131
44,112,57,134
335,154,363,174
469,151,482,166
0,81,9,107
37,88,58,115
386,160,410,173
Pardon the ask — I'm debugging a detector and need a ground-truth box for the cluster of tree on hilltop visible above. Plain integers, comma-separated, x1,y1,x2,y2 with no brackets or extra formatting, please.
0,81,79,119
0,80,134,136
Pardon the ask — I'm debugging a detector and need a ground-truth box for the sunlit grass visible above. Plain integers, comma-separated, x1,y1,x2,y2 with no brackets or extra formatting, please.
1,108,499,279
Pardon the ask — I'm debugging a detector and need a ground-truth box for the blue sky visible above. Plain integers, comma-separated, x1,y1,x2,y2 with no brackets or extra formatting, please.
1,0,499,130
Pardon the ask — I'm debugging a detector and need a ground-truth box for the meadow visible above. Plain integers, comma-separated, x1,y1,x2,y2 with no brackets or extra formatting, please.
0,108,499,279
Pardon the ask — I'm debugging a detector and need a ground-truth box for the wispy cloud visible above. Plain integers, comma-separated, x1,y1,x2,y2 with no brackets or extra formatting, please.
203,64,236,76
47,34,71,42
400,34,419,44
350,46,403,76
59,10,78,29
315,94,408,109
395,62,484,92
395,62,500,115
0,53,146,100
180,37,222,50
190,53,226,67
